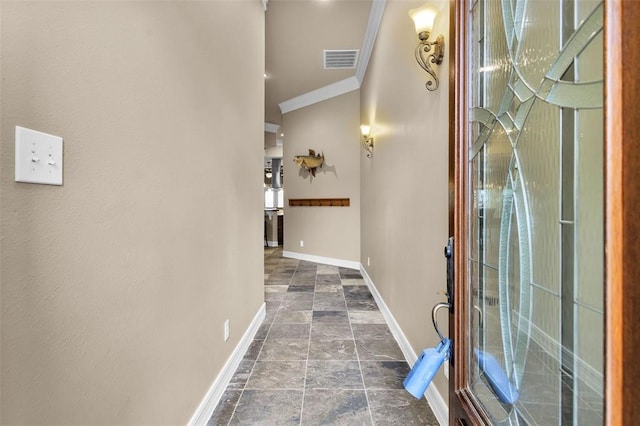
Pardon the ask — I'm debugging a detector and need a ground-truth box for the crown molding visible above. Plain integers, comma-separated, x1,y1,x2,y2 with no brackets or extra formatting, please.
356,0,386,84
278,0,386,115
279,76,360,114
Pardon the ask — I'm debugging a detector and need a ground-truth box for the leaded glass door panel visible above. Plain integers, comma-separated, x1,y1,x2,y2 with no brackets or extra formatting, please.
454,0,605,424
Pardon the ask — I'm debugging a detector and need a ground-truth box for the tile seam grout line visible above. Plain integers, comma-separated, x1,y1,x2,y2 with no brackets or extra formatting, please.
298,260,310,426
344,269,376,426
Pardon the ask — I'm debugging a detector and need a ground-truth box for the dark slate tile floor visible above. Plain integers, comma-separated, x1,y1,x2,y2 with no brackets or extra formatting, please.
207,247,439,425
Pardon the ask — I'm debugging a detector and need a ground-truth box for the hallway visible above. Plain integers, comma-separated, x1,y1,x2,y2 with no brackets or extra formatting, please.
207,248,439,425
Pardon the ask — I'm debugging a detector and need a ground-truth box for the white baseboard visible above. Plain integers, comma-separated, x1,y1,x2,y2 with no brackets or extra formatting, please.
188,303,266,426
424,380,448,425
283,250,360,270
360,266,448,426
266,240,279,247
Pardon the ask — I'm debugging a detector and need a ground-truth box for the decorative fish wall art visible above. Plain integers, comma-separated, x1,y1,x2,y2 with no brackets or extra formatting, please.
293,149,325,177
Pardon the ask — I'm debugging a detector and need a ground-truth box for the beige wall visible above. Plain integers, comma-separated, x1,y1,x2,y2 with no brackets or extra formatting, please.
264,131,277,149
282,91,360,263
360,0,450,402
0,1,264,424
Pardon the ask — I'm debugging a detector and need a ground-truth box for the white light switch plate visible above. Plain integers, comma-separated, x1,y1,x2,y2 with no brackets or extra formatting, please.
15,126,63,185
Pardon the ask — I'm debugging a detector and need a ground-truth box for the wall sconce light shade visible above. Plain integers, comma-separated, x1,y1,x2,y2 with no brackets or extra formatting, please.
409,3,445,91
360,125,374,158
409,4,438,34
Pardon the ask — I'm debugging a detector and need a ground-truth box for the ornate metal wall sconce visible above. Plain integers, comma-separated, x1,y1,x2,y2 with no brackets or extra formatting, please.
409,3,445,91
360,125,374,158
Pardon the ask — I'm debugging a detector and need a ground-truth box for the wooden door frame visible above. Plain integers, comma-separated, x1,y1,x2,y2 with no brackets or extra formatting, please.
450,0,487,423
605,1,640,424
448,0,640,423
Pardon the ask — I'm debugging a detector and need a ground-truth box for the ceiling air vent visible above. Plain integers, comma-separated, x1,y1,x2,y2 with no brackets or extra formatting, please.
323,49,359,70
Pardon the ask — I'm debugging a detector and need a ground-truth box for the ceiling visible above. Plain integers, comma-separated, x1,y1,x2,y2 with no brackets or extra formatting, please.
264,0,377,128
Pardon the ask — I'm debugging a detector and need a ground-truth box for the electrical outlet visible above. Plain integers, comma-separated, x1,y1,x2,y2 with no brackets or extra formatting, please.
444,360,449,379
367,257,370,266
300,240,304,247
224,320,230,342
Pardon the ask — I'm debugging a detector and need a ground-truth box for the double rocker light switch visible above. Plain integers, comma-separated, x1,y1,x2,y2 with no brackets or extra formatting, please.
15,126,64,186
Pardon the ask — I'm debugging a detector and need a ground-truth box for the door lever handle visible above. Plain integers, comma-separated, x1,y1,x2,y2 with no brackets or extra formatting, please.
432,302,451,344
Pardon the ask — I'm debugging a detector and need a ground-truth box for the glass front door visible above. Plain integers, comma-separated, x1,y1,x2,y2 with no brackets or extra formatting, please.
464,0,604,423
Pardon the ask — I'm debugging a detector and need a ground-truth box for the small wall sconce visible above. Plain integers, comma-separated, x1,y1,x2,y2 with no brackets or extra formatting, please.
409,3,445,91
360,125,374,158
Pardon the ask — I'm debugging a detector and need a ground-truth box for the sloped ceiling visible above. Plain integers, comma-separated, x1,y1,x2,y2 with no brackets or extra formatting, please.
265,0,376,126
